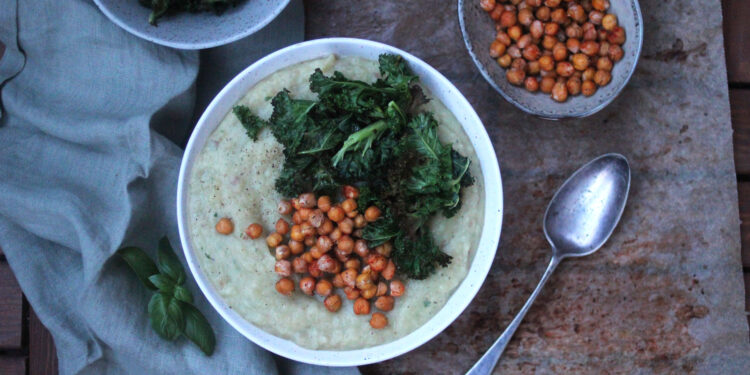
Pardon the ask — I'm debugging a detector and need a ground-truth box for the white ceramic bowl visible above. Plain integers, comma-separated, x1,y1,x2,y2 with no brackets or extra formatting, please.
176,38,503,366
94,0,290,49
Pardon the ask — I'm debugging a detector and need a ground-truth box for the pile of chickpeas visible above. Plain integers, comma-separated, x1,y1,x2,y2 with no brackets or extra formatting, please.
481,0,626,102
216,186,404,330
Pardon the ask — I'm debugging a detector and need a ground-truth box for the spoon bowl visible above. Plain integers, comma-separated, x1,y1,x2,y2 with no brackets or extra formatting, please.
467,153,630,375
545,154,631,258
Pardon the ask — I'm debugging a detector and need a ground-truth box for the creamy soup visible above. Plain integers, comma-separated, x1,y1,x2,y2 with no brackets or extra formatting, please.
187,55,484,350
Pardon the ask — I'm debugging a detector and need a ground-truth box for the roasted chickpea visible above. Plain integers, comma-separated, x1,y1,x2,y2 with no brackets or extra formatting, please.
298,208,312,221
390,280,405,297
216,218,234,235
490,5,503,20
244,223,262,239
300,222,316,238
298,193,316,208
274,219,289,235
522,45,541,61
308,209,325,228
375,242,393,257
556,62,574,77
551,81,568,102
316,235,333,252
290,225,304,242
544,22,559,36
368,254,388,272
275,245,291,260
341,268,357,288
293,257,308,274
582,79,597,96
337,235,354,253
511,58,527,71
334,248,349,263
518,8,534,26
540,76,556,93
506,68,525,86
572,53,590,71
324,294,342,312
275,278,294,296
596,56,613,71
552,43,567,61
568,3,586,23
608,44,624,62
266,232,283,248
360,285,377,300
497,54,513,68
496,31,512,46
374,261,393,283
370,313,388,329
566,77,582,96
275,260,292,277
598,41,610,57
607,26,626,45
353,298,370,315
317,219,334,236
301,251,314,264
580,40,600,56
345,258,361,270
588,10,603,25
356,272,374,290
375,281,388,297
566,24,583,39
517,34,532,49
344,286,360,300
540,35,556,50
291,197,301,211
288,240,304,255
507,25,523,41
291,211,302,225
582,67,596,81
582,22,597,41
316,196,332,213
278,200,293,215
526,0,542,6
544,0,561,7
354,239,370,258
309,245,326,259
299,276,315,295
315,279,333,297
341,199,357,214
489,40,506,58
592,0,609,11
338,218,354,235
538,55,555,71
550,8,567,24
479,0,496,12
329,227,342,242
375,296,395,312
594,69,612,86
601,14,617,31
536,6,551,21
499,10,517,28
529,20,544,40
327,206,345,222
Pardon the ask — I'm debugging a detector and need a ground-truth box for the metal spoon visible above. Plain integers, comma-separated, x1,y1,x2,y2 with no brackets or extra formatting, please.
467,153,631,375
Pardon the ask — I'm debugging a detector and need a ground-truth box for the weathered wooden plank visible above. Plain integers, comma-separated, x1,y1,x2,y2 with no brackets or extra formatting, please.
29,308,59,375
0,357,26,375
729,89,750,175
723,0,750,83
741,179,748,268
0,262,23,349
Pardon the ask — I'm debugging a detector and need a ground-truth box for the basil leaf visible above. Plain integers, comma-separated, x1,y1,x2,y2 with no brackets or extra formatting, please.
117,247,159,290
148,293,184,341
181,302,216,356
157,237,185,285
174,285,193,303
148,274,176,294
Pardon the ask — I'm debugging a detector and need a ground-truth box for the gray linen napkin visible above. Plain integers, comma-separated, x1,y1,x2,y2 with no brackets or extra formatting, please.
0,0,358,374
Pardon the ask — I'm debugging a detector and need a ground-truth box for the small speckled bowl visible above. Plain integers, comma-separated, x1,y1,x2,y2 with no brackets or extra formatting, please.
458,0,643,119
94,0,290,50
177,38,503,366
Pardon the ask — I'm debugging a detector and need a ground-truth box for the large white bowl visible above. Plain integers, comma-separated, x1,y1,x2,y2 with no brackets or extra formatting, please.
176,38,503,366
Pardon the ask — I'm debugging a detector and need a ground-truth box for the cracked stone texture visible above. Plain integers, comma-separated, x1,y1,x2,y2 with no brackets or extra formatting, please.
303,0,750,373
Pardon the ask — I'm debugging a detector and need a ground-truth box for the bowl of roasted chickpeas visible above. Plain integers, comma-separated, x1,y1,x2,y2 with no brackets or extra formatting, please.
459,0,643,119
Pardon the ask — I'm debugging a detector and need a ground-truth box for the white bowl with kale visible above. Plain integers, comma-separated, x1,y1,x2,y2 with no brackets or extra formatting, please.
177,38,503,366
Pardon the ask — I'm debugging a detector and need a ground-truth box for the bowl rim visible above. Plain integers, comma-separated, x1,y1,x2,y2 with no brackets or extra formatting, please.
457,0,644,120
93,0,291,50
176,37,503,366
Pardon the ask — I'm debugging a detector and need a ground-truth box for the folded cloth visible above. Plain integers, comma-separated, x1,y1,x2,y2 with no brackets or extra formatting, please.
0,0,359,374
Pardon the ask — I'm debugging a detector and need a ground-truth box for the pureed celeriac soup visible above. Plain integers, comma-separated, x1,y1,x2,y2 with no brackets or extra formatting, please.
187,55,484,349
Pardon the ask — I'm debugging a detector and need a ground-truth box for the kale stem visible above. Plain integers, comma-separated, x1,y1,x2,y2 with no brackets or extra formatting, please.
331,120,388,166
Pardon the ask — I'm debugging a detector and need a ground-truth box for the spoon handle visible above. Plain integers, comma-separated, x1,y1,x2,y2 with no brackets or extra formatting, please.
466,255,561,375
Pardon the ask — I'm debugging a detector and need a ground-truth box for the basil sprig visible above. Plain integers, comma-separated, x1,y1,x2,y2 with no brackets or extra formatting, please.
117,237,216,355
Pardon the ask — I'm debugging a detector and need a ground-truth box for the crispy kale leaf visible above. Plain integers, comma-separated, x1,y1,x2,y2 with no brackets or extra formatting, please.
140,0,243,26
234,54,473,279
232,105,267,141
